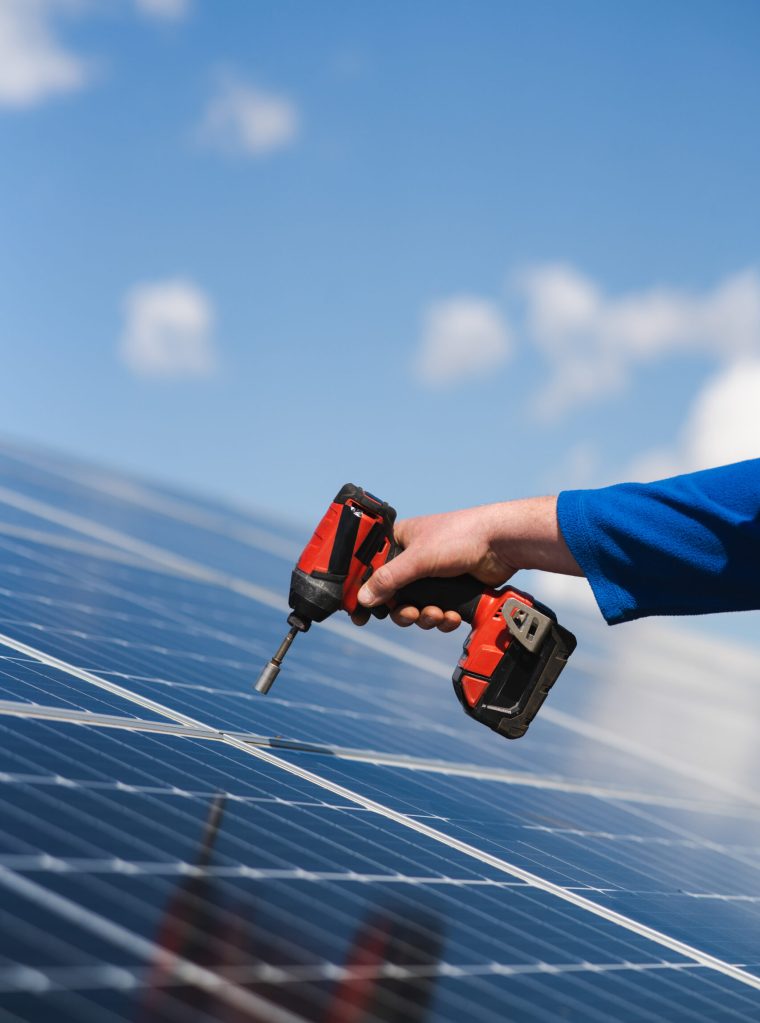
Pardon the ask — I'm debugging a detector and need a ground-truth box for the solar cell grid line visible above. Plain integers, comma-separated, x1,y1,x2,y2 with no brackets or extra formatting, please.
0,478,300,597
1,990,132,1023
0,720,666,1023
2,451,760,1019
0,574,217,631
0,720,720,949
0,499,756,810
0,559,266,647
95,672,467,740
0,866,313,1023
266,753,760,960
0,728,736,1023
0,729,535,891
0,632,215,731
0,540,613,777
0,444,306,552
0,521,167,571
0,732,756,1018
1,740,756,1018
0,657,181,722
0,704,227,743
300,759,760,897
0,732,458,1018
0,482,297,615
0,875,613,1023
89,669,700,800
0,580,255,655
0,622,258,673
0,450,613,687
0,495,96,542
0,535,281,667
0,519,454,703
3,756,730,825
0,581,744,802
24,879,504,1023
144,873,680,1023
514,823,759,897
0,446,307,562
0,544,756,855
226,739,760,994
0,894,164,1023
609,796,760,876
0,720,493,871
0,531,744,802
519,823,760,887
0,959,158,1023
9,697,684,806
4,531,760,818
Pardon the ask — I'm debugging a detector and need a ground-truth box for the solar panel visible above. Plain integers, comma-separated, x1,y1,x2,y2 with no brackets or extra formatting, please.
0,441,759,1022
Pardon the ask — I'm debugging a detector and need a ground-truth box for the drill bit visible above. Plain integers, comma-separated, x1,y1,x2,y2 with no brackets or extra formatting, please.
254,625,300,694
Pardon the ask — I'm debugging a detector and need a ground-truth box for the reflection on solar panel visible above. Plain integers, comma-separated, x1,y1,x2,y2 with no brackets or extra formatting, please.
0,440,759,1022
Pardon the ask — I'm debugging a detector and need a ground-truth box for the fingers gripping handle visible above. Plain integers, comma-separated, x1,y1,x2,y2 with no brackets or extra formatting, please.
393,575,486,624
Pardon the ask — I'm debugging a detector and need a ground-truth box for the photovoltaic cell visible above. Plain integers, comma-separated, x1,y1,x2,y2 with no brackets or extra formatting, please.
0,655,171,721
0,533,735,798
0,442,758,1021
1,717,755,1023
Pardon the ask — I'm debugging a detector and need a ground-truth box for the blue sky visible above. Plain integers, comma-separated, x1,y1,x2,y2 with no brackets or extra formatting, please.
1,0,759,526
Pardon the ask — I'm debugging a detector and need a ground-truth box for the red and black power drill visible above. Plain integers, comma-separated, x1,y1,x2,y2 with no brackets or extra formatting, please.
255,484,576,739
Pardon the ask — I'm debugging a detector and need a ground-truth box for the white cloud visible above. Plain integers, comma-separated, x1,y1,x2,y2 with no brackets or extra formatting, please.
586,616,760,794
119,279,216,379
629,359,760,481
198,74,299,157
517,265,760,419
0,0,90,108
414,297,512,387
134,0,189,18
683,360,760,469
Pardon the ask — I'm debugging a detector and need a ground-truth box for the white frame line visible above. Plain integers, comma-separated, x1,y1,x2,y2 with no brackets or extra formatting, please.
225,736,760,994
0,690,748,811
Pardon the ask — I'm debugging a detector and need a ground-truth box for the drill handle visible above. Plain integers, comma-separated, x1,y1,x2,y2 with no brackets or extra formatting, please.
393,574,486,625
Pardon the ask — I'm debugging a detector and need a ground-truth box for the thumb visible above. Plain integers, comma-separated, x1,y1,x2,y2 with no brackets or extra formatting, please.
357,547,422,607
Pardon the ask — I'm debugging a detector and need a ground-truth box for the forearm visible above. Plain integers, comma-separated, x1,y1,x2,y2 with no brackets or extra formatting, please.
487,496,584,578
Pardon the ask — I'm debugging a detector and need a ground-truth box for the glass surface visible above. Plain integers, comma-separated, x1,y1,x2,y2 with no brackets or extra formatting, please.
0,444,759,1022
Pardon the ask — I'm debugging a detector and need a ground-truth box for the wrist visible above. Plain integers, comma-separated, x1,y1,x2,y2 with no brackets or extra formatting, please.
489,496,582,576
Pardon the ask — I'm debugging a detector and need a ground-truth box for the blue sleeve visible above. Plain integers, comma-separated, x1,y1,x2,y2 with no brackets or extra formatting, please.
556,459,760,625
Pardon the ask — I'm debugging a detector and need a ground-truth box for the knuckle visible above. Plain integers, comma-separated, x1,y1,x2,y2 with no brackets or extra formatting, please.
372,566,393,591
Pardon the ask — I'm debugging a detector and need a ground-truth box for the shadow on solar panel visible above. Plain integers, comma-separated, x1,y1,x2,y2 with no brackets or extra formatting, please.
141,794,445,1023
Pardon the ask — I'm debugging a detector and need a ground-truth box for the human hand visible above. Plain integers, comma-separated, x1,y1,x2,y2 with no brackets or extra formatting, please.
352,495,582,632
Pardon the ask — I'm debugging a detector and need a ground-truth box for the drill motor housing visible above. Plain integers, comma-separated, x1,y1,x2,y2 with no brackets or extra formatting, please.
283,484,576,740
287,484,399,627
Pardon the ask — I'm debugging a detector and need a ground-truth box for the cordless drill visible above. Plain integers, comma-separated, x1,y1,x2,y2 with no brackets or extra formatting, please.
255,484,576,739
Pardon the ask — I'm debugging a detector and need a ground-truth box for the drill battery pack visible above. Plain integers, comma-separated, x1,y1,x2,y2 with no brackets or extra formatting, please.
452,594,577,739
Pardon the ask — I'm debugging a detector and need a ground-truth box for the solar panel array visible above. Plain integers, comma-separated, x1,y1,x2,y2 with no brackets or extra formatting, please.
0,440,759,1022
